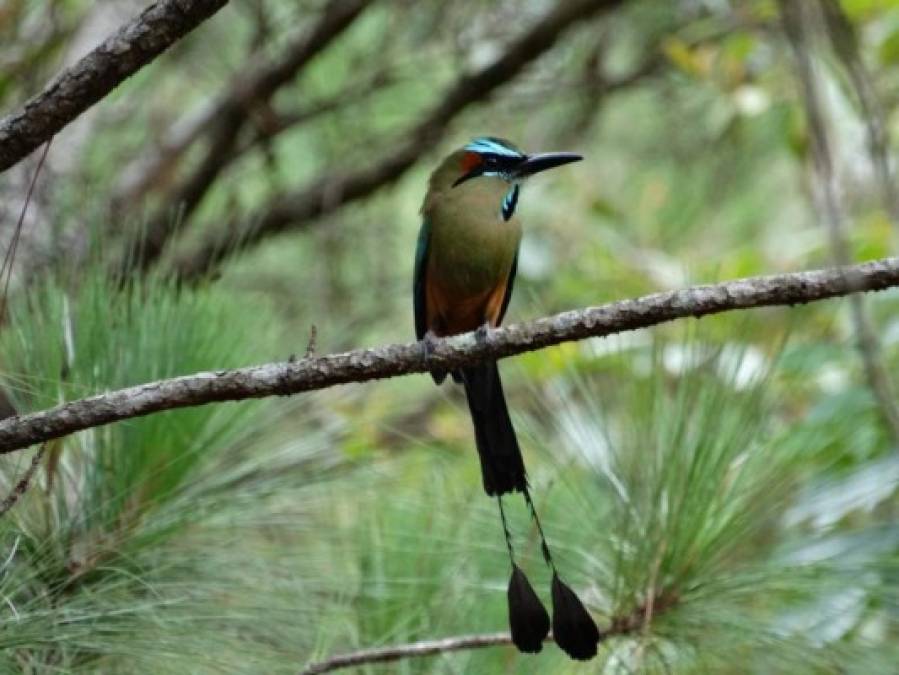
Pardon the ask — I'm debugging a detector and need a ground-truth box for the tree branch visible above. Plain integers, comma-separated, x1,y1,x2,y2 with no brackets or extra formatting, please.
0,0,230,173
1,258,899,454
0,444,47,517
299,590,680,673
230,71,392,163
820,0,899,227
120,0,372,273
299,632,514,674
170,0,626,280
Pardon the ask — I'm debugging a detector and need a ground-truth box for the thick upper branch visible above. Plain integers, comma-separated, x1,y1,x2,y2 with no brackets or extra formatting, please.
1,258,898,454
0,0,229,173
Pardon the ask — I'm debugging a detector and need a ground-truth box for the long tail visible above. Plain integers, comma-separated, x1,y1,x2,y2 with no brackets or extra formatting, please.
462,361,599,660
460,362,527,496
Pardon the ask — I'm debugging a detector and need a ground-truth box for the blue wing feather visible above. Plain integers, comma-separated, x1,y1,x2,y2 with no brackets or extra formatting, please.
413,219,431,340
497,251,518,326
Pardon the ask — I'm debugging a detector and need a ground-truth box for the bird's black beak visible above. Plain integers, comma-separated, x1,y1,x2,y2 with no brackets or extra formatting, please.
514,152,582,178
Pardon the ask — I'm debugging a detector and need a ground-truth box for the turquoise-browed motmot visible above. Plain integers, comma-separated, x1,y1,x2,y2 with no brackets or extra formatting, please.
413,137,599,660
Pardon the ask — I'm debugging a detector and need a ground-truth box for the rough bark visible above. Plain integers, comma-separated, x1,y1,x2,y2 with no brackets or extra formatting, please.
0,0,229,173
1,257,898,454
170,0,625,280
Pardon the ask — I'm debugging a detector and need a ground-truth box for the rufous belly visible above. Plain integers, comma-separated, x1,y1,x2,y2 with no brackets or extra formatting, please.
425,273,509,336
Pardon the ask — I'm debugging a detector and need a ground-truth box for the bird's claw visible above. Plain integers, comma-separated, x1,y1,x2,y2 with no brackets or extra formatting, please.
475,322,493,347
420,331,440,363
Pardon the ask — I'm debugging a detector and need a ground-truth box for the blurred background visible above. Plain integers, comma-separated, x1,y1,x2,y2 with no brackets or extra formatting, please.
1,0,899,672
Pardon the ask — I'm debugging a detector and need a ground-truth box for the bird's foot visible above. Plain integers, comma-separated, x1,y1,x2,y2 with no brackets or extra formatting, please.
420,330,440,363
475,322,494,347
420,331,449,384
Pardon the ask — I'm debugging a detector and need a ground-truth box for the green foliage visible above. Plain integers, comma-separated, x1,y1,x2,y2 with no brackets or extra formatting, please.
0,266,348,672
5,270,894,672
3,0,899,671
291,345,899,673
539,349,885,673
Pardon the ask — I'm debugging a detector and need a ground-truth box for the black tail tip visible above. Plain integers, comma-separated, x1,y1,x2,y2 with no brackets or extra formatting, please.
507,564,550,653
484,477,526,497
551,573,600,661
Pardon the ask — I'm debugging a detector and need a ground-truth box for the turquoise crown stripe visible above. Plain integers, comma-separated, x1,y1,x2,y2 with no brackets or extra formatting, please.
464,137,523,158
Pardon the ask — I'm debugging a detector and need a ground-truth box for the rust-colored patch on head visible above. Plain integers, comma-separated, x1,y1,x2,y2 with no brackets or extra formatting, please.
460,151,482,173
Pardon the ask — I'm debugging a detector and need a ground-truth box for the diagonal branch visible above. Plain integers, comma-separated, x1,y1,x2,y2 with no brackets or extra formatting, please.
228,71,392,165
110,20,379,212
299,632,514,674
0,0,230,173
170,0,626,280
0,444,47,518
121,0,373,273
1,257,899,455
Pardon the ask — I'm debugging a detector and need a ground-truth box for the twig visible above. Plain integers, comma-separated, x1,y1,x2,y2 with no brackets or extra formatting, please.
0,444,47,517
300,587,682,673
642,538,667,633
563,40,665,140
170,0,626,280
819,0,899,227
244,74,390,150
299,632,516,674
304,325,318,358
1,139,52,324
0,0,230,172
780,1,899,444
0,258,898,454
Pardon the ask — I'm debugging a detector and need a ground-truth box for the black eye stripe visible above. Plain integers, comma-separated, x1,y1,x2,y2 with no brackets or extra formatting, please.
481,153,517,166
453,150,522,187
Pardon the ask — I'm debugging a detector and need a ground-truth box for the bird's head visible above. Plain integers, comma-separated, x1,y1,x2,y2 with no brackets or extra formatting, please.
451,137,582,187
423,137,582,222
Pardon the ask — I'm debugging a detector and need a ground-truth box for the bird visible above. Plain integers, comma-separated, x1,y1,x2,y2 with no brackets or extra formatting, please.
413,136,600,660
